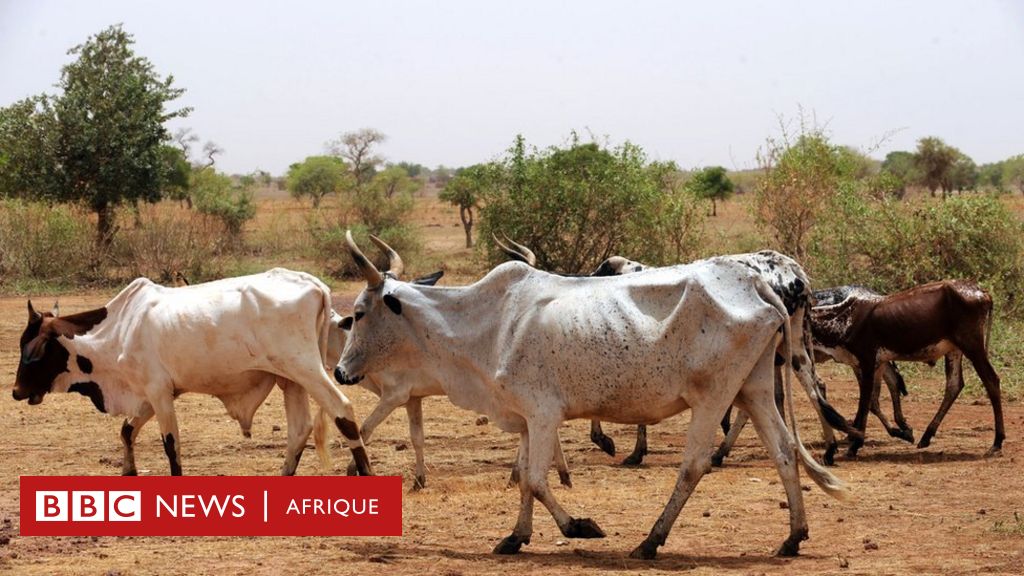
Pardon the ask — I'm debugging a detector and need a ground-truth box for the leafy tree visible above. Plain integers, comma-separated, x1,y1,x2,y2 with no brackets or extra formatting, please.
329,128,386,188
879,150,918,197
286,156,351,207
351,165,417,231
947,152,978,193
52,24,190,245
686,166,734,216
914,137,959,199
394,161,425,178
440,164,493,247
978,161,1004,190
160,145,192,207
1003,155,1024,195
0,96,59,199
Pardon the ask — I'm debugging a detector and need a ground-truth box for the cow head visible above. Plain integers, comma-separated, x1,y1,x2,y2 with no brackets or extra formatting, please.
335,233,442,384
13,300,107,405
591,256,647,277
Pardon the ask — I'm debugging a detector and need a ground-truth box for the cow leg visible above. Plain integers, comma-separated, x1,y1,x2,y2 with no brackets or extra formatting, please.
509,432,571,488
736,389,809,556
495,432,534,554
151,394,183,476
622,425,648,466
918,352,966,449
962,347,1005,456
711,409,748,467
528,419,604,541
630,406,724,560
589,420,616,456
292,365,373,476
405,397,428,490
882,363,914,442
344,391,407,477
720,406,732,435
869,372,904,441
120,406,154,476
281,380,313,476
789,355,842,466
846,358,877,457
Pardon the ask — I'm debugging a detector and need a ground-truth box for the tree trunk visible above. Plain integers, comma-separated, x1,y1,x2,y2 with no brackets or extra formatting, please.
96,202,116,248
459,205,473,248
712,198,717,217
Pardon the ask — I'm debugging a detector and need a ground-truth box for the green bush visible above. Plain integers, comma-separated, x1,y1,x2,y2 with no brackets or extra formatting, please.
809,191,1024,316
191,168,256,237
0,199,98,285
477,134,706,273
306,216,421,279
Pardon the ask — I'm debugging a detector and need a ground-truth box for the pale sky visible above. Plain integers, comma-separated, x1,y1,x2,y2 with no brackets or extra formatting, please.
2,0,1022,175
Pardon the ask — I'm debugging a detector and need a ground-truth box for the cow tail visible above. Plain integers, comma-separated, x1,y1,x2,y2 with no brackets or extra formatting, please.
759,281,848,500
318,285,332,368
313,406,332,470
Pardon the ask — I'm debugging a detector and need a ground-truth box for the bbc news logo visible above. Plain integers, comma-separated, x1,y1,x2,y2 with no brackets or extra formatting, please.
35,491,141,522
20,476,402,536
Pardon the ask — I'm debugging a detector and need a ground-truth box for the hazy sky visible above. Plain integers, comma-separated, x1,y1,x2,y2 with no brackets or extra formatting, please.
2,1,1022,175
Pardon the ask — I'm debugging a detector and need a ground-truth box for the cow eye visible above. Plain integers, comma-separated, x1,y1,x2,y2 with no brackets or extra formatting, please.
354,311,365,322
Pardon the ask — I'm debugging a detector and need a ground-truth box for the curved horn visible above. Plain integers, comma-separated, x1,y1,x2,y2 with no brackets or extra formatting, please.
492,233,533,266
501,234,537,267
368,234,404,279
345,230,384,288
28,300,40,322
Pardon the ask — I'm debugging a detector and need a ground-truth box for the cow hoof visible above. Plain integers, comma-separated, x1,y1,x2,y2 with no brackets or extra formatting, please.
917,434,933,449
892,428,917,440
122,470,138,477
593,435,616,457
411,475,426,491
563,517,606,539
984,447,1003,458
558,470,573,488
346,460,358,476
628,540,658,560
493,534,529,555
844,446,860,459
710,451,725,468
621,452,644,467
775,538,801,557
823,442,838,466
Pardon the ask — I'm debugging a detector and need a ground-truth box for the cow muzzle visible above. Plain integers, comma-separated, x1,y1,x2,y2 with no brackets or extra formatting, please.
12,387,43,404
333,366,363,385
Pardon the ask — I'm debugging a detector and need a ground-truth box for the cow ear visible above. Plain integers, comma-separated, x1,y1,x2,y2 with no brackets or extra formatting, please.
411,270,444,286
383,294,402,315
339,316,354,331
21,334,48,365
47,307,108,339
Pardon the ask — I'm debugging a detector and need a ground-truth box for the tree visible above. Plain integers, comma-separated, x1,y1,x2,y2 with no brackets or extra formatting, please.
440,164,492,247
880,150,918,197
686,166,734,216
978,161,1004,190
52,25,190,245
329,128,386,188
190,167,255,237
160,145,192,207
286,156,351,207
914,137,959,199
1002,155,1024,195
947,152,978,194
0,96,59,199
351,165,417,230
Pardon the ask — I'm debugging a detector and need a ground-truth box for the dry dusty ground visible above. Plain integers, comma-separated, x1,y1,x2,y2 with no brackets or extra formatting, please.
1,291,1023,576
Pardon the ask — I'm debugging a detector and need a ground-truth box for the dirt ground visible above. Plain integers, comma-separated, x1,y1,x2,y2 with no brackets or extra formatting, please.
1,292,1022,576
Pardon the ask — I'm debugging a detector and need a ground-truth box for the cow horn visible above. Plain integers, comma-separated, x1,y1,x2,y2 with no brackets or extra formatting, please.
501,234,537,267
27,300,39,322
345,230,384,288
368,234,404,279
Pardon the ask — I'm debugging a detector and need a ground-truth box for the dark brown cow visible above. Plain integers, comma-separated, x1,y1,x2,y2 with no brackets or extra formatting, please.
811,280,1003,457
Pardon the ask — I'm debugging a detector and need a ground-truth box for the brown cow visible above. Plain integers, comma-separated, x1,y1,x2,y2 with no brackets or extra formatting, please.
811,280,1003,457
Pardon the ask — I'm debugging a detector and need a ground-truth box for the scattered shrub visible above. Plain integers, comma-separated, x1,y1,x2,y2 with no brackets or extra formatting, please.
0,199,98,285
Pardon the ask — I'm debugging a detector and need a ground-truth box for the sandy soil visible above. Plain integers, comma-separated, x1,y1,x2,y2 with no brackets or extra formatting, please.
1,292,1022,576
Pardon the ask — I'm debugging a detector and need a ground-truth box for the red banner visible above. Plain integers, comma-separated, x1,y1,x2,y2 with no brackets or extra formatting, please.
19,476,402,536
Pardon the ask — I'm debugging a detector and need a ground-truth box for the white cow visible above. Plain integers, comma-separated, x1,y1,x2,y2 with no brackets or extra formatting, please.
336,233,845,559
12,269,372,476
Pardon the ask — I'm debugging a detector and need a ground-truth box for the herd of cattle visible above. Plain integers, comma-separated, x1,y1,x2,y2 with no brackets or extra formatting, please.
11,231,1004,560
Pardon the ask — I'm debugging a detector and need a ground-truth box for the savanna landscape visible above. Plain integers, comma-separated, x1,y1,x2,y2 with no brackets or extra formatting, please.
3,8,1024,576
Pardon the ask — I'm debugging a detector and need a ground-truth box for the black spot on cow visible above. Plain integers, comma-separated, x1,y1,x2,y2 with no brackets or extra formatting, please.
592,261,618,277
775,353,785,366
335,417,360,440
69,382,106,413
76,355,93,374
791,355,802,372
